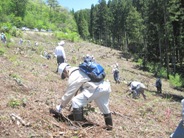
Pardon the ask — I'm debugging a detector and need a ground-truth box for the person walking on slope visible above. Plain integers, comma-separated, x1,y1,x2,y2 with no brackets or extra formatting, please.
128,81,146,100
112,63,120,83
56,63,113,130
155,77,162,93
1,32,6,43
54,41,66,73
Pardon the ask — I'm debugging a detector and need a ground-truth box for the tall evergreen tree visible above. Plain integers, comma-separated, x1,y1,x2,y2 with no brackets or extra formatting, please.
168,0,184,70
95,0,108,45
126,6,144,54
89,4,97,41
77,11,89,40
132,0,149,68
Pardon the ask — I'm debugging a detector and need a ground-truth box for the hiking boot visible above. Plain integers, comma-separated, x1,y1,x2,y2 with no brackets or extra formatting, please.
104,113,113,130
73,108,84,121
56,105,62,113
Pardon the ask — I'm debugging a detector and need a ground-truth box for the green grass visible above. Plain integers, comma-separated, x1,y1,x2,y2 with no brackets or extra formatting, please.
0,47,6,56
169,73,183,87
54,31,81,42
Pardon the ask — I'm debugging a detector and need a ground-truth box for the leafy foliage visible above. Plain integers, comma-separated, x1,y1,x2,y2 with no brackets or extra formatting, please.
8,98,22,108
8,97,27,108
0,47,5,56
169,73,183,87
54,31,80,42
0,0,77,33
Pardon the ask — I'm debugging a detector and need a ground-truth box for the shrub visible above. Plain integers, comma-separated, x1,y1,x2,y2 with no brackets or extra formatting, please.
1,22,12,33
7,96,26,108
158,67,167,78
0,47,5,56
54,31,80,42
9,26,17,37
169,73,183,87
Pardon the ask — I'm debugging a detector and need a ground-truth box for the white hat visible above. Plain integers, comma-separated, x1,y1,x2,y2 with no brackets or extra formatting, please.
58,41,65,46
58,63,69,75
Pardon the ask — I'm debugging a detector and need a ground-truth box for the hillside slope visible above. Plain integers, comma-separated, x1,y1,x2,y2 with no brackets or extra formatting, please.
0,32,184,138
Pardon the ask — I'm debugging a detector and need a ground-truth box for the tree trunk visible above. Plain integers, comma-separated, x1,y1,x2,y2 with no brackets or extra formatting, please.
164,2,169,79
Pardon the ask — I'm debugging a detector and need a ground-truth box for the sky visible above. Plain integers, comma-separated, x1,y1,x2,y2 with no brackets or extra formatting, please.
58,0,100,11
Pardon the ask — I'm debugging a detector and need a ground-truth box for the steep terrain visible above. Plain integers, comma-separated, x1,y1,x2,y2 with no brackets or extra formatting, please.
0,31,184,138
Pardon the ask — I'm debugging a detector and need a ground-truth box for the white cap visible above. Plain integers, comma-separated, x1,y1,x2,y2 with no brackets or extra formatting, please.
58,63,69,75
58,41,65,46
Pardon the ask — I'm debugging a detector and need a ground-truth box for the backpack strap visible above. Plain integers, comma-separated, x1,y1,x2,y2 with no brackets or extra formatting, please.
69,68,79,76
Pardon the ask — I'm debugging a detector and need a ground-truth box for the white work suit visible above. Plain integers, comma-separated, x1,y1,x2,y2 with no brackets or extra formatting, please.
54,45,66,59
55,45,66,72
60,67,112,114
129,81,146,98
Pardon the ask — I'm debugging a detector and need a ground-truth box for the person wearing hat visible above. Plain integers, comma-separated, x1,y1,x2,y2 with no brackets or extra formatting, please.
54,41,66,73
128,81,146,100
83,54,94,63
56,63,113,130
112,63,120,84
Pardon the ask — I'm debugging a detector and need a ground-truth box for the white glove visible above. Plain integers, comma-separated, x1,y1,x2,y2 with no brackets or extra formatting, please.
56,105,62,113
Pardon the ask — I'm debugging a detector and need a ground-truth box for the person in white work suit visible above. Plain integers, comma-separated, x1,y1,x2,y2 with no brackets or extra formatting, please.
128,81,146,100
56,63,113,130
112,63,120,84
54,41,66,73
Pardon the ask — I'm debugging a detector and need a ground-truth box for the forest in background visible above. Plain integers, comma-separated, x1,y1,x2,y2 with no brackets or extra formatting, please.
0,0,184,87
75,0,184,87
0,0,79,41
0,0,77,32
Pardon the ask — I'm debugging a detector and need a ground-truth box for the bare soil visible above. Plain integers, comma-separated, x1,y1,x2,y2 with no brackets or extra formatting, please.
0,32,184,138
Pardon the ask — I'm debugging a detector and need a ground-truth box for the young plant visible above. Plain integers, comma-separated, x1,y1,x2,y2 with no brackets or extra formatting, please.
8,98,22,108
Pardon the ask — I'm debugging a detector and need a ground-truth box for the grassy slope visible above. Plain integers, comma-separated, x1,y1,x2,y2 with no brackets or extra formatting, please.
0,31,184,138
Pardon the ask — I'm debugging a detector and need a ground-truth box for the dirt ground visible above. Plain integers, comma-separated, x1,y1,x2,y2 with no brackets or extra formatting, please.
0,32,184,138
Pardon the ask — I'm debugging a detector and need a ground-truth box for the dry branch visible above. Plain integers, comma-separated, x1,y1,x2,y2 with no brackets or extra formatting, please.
10,113,30,126
111,111,124,117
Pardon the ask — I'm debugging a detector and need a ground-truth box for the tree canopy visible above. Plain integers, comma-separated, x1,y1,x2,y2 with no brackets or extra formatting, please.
74,0,184,82
0,0,77,32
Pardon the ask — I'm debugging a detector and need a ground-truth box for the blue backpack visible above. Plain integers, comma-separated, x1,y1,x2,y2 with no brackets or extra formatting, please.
79,61,106,82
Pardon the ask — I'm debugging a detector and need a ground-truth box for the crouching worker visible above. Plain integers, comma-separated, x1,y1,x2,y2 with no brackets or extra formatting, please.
128,81,146,100
56,63,113,130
